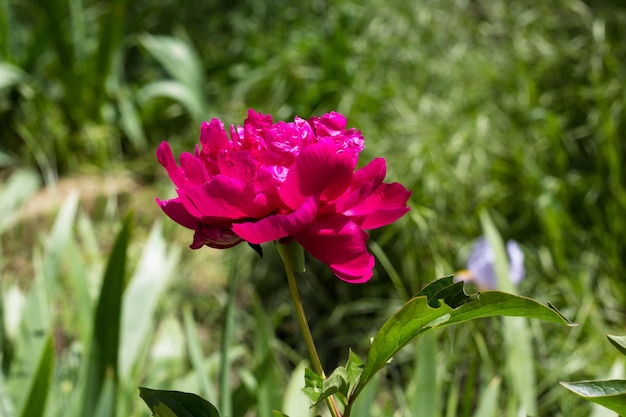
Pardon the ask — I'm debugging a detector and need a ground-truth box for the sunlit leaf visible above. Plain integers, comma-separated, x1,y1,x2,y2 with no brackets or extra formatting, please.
303,367,349,407
139,387,221,417
345,349,363,394
0,62,26,90
350,277,574,402
560,380,626,415
282,362,310,417
302,368,323,404
136,80,205,121
119,222,179,380
472,376,501,417
607,334,626,357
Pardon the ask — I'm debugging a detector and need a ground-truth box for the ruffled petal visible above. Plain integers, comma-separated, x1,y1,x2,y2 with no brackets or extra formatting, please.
156,142,185,188
232,196,318,244
279,140,354,208
218,150,257,182
344,182,411,229
294,214,374,283
156,197,197,229
200,119,230,158
179,176,254,220
335,158,386,212
179,152,210,185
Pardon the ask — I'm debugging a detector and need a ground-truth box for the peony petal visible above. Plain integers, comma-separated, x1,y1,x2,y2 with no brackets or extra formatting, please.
232,196,318,244
156,197,197,229
309,112,347,137
179,152,210,185
218,150,257,182
294,214,374,283
156,142,185,188
335,158,387,212
200,119,230,158
279,140,354,208
179,176,254,220
352,158,386,189
344,182,411,229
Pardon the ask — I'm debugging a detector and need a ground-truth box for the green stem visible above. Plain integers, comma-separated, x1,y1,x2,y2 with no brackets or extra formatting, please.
219,260,238,416
280,244,342,417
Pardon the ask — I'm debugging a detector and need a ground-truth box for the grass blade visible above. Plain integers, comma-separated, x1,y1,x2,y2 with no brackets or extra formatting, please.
183,306,217,405
82,214,133,417
17,335,53,417
472,377,501,417
119,221,179,380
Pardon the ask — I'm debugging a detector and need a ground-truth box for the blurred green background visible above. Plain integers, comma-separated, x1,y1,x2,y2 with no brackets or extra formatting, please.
1,0,625,416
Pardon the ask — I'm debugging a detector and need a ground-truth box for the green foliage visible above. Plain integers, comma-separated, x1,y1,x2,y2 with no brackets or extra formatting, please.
561,333,626,415
2,0,626,416
17,335,53,417
139,387,221,417
82,214,132,417
560,381,626,415
349,277,573,406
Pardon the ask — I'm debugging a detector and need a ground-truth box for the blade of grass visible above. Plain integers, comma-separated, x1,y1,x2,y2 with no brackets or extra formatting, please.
0,168,40,235
0,0,11,59
183,305,217,405
480,211,537,416
82,214,132,417
93,0,127,111
406,331,439,417
282,362,311,417
119,221,179,380
472,377,501,417
252,293,284,417
17,335,53,417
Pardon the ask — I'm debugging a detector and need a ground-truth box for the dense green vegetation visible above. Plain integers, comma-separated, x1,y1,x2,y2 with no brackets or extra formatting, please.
1,0,625,416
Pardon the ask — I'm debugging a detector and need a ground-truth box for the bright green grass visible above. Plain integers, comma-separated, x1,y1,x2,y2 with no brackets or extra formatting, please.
1,0,626,416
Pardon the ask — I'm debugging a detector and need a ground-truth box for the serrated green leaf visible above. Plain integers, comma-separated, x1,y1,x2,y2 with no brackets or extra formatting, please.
345,349,364,394
560,380,626,415
607,334,626,357
416,275,474,308
321,367,350,406
139,387,221,417
302,367,350,407
350,281,574,402
272,411,289,417
302,368,323,403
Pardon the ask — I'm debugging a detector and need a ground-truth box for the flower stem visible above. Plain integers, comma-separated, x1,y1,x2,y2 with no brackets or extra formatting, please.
280,243,342,417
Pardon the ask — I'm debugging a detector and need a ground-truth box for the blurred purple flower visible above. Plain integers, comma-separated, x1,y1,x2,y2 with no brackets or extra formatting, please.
459,237,525,290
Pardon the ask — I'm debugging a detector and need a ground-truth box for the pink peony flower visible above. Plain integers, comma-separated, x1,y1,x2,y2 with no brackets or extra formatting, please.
156,109,411,283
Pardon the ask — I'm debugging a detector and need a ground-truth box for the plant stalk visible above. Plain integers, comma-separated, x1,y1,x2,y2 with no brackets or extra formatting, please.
281,244,342,417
